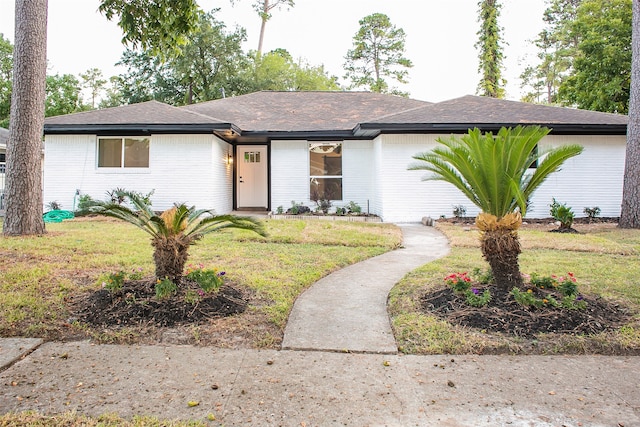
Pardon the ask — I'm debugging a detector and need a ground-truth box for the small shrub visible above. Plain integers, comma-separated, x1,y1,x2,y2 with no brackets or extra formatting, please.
155,277,177,299
452,204,466,218
46,201,62,211
286,200,311,215
583,206,601,222
465,288,492,307
276,205,284,215
347,201,362,214
77,194,97,211
315,199,332,214
472,267,493,285
185,264,225,293
335,207,347,215
550,198,574,230
530,273,555,289
100,271,126,292
444,272,472,295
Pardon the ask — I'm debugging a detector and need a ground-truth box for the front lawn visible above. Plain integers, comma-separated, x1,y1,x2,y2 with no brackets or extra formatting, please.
389,221,640,354
0,217,401,347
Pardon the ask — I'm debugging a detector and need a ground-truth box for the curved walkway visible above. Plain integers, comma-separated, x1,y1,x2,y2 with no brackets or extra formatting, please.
282,224,450,354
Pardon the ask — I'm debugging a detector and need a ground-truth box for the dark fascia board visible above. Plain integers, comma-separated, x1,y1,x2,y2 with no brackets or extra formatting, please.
43,123,238,136
354,122,628,137
235,129,358,142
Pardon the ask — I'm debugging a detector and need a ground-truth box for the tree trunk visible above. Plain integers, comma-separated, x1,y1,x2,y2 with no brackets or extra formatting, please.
152,236,191,284
480,229,523,291
3,0,48,236
620,0,640,228
257,0,269,56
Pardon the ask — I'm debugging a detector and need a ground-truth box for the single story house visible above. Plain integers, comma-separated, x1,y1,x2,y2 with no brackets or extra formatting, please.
43,91,628,222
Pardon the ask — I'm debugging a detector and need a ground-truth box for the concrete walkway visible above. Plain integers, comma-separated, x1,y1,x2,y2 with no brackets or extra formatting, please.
1,340,638,426
282,224,450,353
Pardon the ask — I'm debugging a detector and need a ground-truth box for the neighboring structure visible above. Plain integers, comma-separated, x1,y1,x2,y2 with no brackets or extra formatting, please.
43,92,628,222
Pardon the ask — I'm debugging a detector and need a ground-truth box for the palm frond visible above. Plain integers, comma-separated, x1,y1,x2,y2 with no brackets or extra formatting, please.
408,125,578,219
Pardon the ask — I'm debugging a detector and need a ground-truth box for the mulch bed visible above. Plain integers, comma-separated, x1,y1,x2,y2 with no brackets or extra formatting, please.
72,279,248,328
421,286,635,338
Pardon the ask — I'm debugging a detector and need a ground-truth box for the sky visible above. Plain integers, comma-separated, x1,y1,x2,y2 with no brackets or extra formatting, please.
0,0,548,103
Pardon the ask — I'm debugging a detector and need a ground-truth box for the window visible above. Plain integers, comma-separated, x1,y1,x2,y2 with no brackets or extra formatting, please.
310,142,342,200
98,137,149,168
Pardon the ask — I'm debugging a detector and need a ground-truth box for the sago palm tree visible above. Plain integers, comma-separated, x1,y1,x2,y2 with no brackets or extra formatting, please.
89,191,266,283
409,125,583,291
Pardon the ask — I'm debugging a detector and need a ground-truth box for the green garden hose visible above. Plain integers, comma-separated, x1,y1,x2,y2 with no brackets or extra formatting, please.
43,210,75,223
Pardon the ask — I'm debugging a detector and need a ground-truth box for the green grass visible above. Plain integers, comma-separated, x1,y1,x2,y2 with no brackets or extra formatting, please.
389,222,640,355
0,217,401,340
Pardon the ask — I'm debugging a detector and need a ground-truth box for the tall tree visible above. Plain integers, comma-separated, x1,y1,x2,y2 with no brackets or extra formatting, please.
520,0,582,104
4,0,200,236
475,0,506,98
343,13,413,96
0,34,13,128
231,0,295,56
236,49,340,94
80,68,107,109
620,0,640,228
115,10,249,105
4,0,48,236
409,126,583,290
557,0,632,113
45,73,85,117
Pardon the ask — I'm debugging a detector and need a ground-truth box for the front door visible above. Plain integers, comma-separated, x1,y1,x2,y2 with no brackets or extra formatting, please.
237,145,268,209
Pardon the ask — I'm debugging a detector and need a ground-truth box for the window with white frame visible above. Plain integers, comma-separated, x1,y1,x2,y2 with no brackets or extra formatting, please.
309,142,342,200
98,137,149,168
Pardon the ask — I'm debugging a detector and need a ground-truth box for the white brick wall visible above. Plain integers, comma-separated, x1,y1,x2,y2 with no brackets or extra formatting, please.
43,134,233,213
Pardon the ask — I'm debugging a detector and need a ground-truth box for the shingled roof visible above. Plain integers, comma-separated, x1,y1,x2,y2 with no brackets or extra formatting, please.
355,95,628,136
43,92,628,140
44,100,234,135
181,91,431,132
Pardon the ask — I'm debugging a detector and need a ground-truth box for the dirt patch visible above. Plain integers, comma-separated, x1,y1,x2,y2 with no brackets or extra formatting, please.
421,285,635,338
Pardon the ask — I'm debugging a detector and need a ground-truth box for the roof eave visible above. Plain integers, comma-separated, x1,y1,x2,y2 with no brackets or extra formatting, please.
354,123,628,136
43,123,236,136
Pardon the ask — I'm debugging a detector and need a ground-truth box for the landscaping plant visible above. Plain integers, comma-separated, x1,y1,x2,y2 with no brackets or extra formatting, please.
88,191,266,284
550,198,575,231
410,125,583,291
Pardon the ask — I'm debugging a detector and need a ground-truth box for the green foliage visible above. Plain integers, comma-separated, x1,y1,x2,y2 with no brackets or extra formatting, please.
185,264,225,293
583,206,601,219
45,73,87,117
236,49,340,94
100,270,127,291
409,126,583,218
80,68,107,109
475,0,506,98
520,0,581,104
76,194,97,212
98,0,200,58
472,267,494,284
444,272,472,295
557,0,632,113
0,33,12,128
550,198,575,229
343,13,413,96
46,201,62,211
465,288,492,307
155,277,178,298
347,201,362,214
452,205,467,218
115,10,248,105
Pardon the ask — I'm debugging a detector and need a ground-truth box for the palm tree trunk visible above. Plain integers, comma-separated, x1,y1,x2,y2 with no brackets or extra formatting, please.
152,235,191,283
480,229,523,291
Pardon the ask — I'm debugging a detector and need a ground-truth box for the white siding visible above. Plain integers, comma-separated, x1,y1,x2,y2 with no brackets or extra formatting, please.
375,133,626,222
270,140,310,211
43,134,233,213
528,135,625,218
271,139,376,213
342,140,375,214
